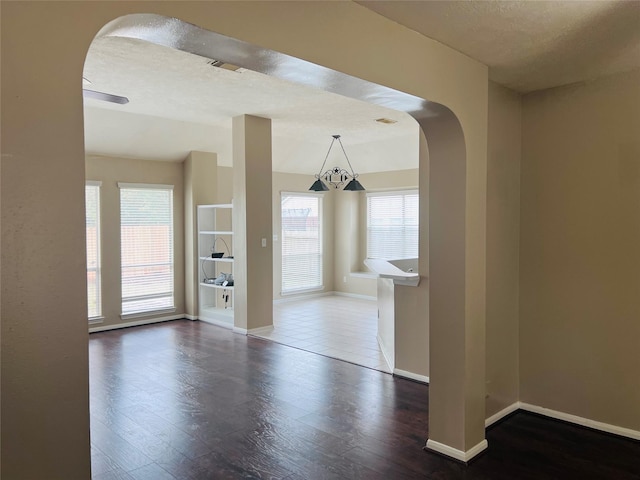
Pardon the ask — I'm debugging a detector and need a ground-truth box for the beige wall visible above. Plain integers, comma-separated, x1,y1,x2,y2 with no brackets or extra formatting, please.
85,155,186,328
1,2,488,477
217,166,234,205
333,189,371,295
184,151,218,318
485,82,522,418
520,70,640,431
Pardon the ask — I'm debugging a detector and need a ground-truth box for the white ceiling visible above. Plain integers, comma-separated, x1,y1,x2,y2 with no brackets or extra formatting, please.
83,1,639,168
83,36,419,172
357,0,640,93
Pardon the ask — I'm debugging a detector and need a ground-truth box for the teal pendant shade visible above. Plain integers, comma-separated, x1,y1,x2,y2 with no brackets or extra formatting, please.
309,179,330,191
343,178,365,191
309,135,366,191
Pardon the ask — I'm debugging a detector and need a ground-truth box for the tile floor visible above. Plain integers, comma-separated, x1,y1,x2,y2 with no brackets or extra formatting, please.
253,295,391,373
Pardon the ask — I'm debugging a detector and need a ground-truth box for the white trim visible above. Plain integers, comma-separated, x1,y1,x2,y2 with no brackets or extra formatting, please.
117,182,174,190
280,286,325,297
377,334,394,371
332,291,376,301
366,189,419,198
89,314,183,333
519,402,640,441
184,314,198,321
88,316,104,325
120,308,176,321
425,439,488,463
233,326,248,335
198,203,232,209
485,402,520,427
199,317,233,329
248,325,275,336
274,291,377,303
281,190,324,198
393,369,429,384
86,180,102,187
273,291,333,304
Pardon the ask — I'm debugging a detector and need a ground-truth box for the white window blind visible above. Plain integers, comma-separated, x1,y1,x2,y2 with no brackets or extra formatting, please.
367,190,419,260
281,193,322,293
119,183,174,316
86,182,102,319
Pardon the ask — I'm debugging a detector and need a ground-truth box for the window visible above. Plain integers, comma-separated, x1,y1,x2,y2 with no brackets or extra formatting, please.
86,182,102,320
281,193,322,293
367,190,419,259
119,183,174,317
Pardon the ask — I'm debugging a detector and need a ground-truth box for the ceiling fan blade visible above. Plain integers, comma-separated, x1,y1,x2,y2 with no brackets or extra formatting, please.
83,89,129,104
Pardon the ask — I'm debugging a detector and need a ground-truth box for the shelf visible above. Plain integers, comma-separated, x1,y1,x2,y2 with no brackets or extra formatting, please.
200,282,234,290
200,256,234,263
199,231,233,235
198,203,234,325
198,204,232,209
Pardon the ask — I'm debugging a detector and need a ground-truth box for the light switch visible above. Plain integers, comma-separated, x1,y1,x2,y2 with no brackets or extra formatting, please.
261,238,267,248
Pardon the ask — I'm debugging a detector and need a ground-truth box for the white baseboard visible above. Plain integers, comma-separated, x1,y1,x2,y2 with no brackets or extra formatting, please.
184,314,198,321
232,326,248,335
332,291,377,302
89,314,184,333
273,291,332,304
376,334,394,371
425,438,488,463
199,317,233,330
274,290,376,304
248,325,275,336
393,368,429,384
485,402,520,427
519,402,640,441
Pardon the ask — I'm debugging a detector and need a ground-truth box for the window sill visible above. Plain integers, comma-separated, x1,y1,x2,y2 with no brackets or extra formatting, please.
88,316,104,325
280,286,324,296
120,308,176,321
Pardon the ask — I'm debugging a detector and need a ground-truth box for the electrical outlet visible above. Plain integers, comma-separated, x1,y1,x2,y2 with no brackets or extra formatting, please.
343,276,347,283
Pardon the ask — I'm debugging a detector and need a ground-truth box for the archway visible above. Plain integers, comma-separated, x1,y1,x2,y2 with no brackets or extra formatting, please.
93,13,485,461
1,5,487,477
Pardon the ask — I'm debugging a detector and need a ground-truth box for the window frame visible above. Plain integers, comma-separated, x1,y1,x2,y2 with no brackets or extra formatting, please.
366,189,419,260
280,191,324,295
118,182,175,318
86,181,103,322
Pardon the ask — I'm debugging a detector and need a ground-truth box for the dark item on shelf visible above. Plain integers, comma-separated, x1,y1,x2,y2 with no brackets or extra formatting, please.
214,273,234,286
211,252,224,258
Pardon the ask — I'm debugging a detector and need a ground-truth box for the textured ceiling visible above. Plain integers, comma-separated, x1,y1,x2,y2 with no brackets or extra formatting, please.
84,2,639,168
83,36,418,172
357,0,640,93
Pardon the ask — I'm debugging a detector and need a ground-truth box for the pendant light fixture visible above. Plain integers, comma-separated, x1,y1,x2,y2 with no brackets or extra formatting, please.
309,135,365,191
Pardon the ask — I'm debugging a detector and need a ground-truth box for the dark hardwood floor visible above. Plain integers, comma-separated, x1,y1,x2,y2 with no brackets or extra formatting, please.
90,320,640,480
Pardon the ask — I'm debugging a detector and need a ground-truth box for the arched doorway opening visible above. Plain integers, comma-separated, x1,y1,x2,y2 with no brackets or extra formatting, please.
88,12,485,461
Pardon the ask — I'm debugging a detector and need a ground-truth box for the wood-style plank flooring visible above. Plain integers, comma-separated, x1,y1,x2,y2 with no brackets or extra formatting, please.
89,320,640,479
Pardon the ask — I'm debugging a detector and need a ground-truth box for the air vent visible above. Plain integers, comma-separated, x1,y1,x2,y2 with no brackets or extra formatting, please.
376,118,397,124
207,60,241,71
